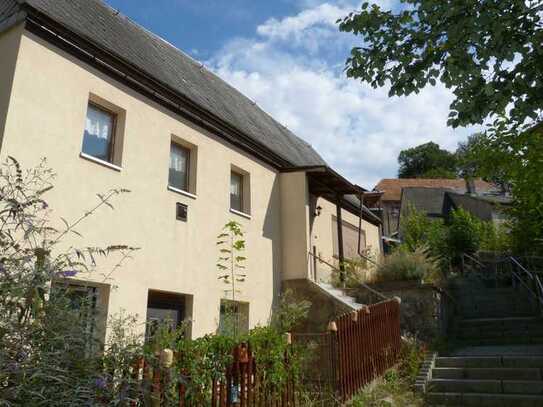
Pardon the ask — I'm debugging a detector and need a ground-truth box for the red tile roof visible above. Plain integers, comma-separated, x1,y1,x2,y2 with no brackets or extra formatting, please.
374,178,496,202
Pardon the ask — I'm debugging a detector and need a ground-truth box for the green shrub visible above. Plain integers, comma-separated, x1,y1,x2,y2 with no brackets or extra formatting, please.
479,221,511,253
330,253,376,288
372,247,442,284
401,205,447,253
0,158,139,405
445,208,481,265
400,206,512,272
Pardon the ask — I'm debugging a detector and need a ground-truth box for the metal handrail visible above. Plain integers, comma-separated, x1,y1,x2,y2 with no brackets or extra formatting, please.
461,253,543,307
308,251,389,301
510,257,543,306
462,252,485,269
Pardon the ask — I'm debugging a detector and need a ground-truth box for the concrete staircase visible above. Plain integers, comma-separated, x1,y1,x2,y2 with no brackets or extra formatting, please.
315,281,364,311
450,286,541,346
426,283,543,405
427,353,543,406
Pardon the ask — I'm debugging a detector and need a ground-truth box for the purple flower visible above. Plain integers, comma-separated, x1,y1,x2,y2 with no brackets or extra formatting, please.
95,377,107,390
56,270,77,278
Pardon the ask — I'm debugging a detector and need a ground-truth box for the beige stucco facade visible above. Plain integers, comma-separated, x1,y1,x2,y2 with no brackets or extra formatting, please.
0,24,382,340
310,196,381,283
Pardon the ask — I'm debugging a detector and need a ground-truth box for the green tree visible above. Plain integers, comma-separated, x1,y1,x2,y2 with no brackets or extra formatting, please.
469,122,543,254
446,208,482,266
339,0,543,129
455,133,509,191
339,1,543,254
398,142,457,178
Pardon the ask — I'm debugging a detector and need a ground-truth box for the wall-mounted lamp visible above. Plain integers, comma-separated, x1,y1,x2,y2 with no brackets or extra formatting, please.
314,205,323,217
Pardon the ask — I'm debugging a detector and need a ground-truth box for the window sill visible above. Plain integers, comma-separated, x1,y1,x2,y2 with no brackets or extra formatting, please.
230,208,251,220
168,185,197,200
80,152,122,172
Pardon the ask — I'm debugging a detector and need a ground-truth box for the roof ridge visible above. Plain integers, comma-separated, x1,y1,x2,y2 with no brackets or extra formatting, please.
94,0,315,154
16,0,327,169
96,0,203,69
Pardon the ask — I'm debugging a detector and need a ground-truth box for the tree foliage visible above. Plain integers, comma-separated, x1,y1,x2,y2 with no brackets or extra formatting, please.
400,206,511,271
217,221,247,301
340,0,543,256
466,122,543,254
339,0,543,129
398,141,457,178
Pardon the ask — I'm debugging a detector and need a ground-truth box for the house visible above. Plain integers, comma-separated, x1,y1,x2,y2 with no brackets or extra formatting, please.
0,0,382,340
372,178,497,237
399,187,511,227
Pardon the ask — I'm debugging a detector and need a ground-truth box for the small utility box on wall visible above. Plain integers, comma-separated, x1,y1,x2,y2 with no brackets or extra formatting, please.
176,202,188,222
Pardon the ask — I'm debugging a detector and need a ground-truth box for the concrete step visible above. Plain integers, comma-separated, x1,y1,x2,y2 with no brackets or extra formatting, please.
426,392,543,406
455,297,530,305
429,378,543,394
460,309,537,319
315,282,364,311
452,337,543,347
455,316,542,329
432,367,542,380
435,356,543,369
452,328,543,341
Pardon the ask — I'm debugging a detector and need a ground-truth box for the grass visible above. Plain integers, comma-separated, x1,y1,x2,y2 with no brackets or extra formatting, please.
348,338,427,407
348,369,424,406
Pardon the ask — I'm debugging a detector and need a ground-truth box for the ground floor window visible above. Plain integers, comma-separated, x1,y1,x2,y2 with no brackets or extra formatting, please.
146,290,188,341
218,299,249,337
50,281,104,352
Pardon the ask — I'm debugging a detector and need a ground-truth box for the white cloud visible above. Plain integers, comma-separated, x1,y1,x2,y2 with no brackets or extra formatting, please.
257,3,347,40
208,1,474,188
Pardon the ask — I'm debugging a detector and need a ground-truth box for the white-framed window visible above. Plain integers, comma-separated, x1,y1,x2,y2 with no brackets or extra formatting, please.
80,96,126,170
82,103,116,163
230,171,244,212
169,142,190,192
50,280,109,352
229,167,251,217
167,136,197,197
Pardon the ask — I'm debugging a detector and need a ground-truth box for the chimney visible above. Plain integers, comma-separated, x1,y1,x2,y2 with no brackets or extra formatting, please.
465,178,476,195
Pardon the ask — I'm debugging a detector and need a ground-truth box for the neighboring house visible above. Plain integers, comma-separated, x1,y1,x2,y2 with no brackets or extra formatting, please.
0,0,382,340
399,187,511,226
372,178,497,237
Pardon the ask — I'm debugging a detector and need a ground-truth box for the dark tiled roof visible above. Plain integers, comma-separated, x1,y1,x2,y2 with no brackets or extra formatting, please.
374,178,496,202
400,187,448,217
445,192,511,222
13,0,326,167
0,0,20,23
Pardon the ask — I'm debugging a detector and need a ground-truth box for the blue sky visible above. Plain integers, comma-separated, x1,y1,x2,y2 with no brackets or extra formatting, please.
105,0,473,188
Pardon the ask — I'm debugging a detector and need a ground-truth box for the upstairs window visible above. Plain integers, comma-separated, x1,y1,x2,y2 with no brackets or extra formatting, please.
82,103,116,163
230,171,244,212
169,143,190,192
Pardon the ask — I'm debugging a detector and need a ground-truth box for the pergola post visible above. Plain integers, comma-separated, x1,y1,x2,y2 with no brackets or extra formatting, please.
336,194,345,286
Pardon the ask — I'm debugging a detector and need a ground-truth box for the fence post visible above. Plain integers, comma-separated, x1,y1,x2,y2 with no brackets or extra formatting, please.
327,320,342,402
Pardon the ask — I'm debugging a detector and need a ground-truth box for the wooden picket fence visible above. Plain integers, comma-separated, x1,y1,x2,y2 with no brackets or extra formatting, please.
121,299,400,405
334,298,402,401
291,298,401,403
128,343,297,406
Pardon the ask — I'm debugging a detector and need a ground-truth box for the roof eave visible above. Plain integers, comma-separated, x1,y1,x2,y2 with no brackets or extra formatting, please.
20,3,296,170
